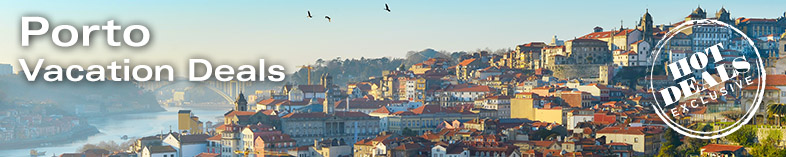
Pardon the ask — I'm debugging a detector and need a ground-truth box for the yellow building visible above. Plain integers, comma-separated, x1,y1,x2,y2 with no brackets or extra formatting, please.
533,105,565,124
177,110,203,134
511,93,538,120
511,93,565,124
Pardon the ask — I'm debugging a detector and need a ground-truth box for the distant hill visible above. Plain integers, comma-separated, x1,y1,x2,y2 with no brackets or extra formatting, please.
287,48,473,87
289,57,405,86
403,48,450,66
0,74,163,115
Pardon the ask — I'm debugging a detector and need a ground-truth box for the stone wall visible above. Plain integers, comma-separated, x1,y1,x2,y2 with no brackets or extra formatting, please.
756,126,786,147
547,64,604,79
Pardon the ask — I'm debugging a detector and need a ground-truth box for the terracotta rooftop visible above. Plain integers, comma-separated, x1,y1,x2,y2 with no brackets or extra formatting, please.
701,144,743,153
281,111,371,119
458,59,477,66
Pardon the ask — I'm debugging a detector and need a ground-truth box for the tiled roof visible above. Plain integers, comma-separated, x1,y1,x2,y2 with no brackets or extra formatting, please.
394,143,422,150
258,133,296,143
530,141,556,147
701,144,743,153
738,18,776,23
458,59,477,66
207,134,221,141
195,153,221,157
412,105,450,114
631,40,646,45
579,29,636,39
606,142,631,146
281,111,371,119
757,75,786,86
257,98,287,105
371,107,391,114
334,98,403,109
176,134,210,144
444,85,494,92
620,51,637,55
147,145,177,153
225,110,256,117
596,126,663,135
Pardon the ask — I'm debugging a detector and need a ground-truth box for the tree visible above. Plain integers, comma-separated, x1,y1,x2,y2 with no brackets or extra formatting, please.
677,136,707,156
751,130,786,156
663,129,683,147
724,126,756,147
657,145,677,157
767,103,786,126
532,128,558,140
402,127,418,137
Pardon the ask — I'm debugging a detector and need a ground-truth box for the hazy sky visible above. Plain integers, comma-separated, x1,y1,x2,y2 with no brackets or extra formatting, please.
1,0,785,75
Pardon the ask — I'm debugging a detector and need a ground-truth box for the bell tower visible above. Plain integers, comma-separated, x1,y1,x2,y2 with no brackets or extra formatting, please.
639,9,654,41
234,92,248,111
323,88,335,115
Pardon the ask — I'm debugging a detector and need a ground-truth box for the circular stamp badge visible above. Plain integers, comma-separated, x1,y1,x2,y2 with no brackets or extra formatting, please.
649,19,765,139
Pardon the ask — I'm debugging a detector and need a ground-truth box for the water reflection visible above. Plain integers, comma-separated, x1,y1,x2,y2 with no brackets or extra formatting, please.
0,106,229,156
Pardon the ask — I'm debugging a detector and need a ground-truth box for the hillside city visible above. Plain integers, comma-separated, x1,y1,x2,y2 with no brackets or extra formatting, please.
6,6,786,157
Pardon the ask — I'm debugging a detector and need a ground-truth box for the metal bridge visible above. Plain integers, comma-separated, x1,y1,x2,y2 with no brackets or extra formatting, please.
134,80,252,103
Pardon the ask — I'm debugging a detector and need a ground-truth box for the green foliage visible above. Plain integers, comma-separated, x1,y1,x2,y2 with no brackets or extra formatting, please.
657,129,682,157
403,49,451,66
767,104,786,126
676,137,706,156
532,128,558,140
764,130,782,146
402,127,418,137
724,125,757,147
290,49,472,86
657,145,677,157
291,57,405,85
663,129,683,147
750,130,786,156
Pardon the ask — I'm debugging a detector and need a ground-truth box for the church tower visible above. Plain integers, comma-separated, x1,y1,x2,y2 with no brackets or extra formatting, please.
320,73,333,89
639,9,654,41
686,6,706,21
716,7,732,24
234,92,248,111
321,73,336,114
323,88,335,115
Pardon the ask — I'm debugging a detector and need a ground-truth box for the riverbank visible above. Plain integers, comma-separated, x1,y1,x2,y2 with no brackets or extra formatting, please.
0,107,164,151
0,124,99,150
0,107,227,156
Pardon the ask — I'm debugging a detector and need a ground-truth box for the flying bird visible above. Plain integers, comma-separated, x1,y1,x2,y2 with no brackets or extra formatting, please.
325,16,331,22
307,11,313,19
384,3,391,12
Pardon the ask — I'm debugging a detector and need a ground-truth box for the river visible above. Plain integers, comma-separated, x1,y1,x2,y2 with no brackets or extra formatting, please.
0,106,230,156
